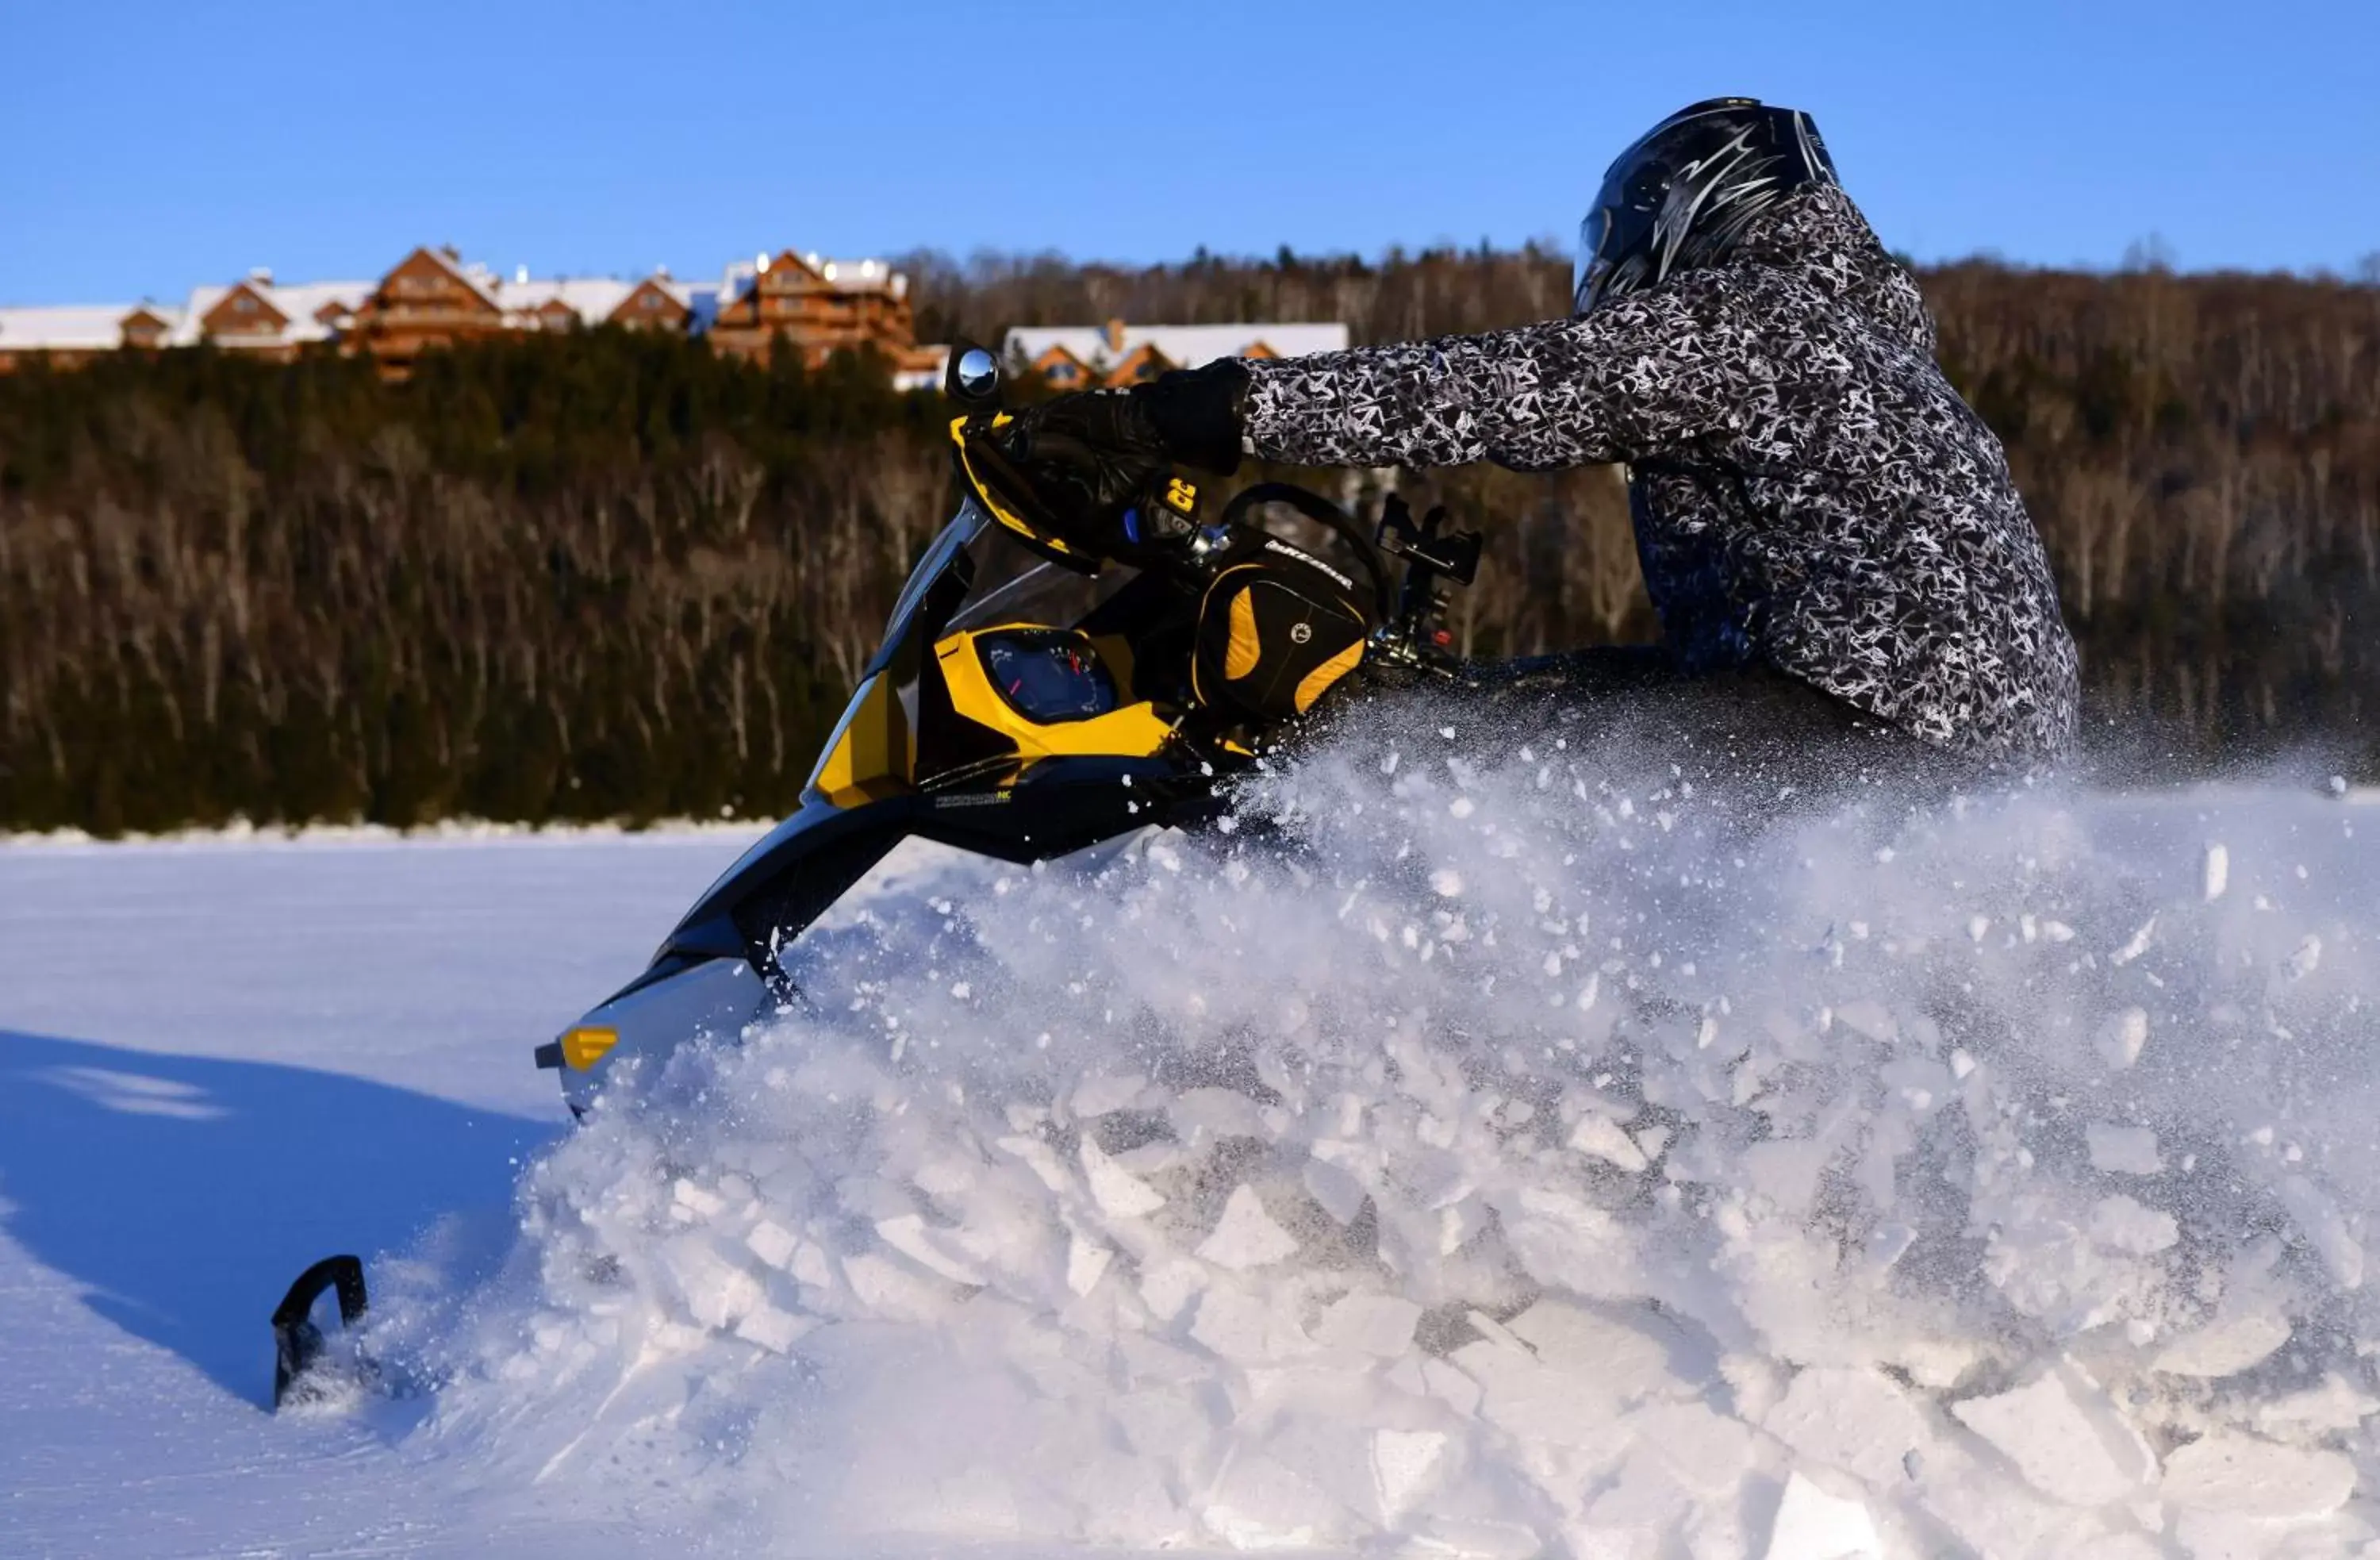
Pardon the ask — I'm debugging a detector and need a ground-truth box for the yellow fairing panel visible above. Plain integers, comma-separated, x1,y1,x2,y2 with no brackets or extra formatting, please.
936,629,1175,763
1223,588,1263,681
809,672,913,809
1295,640,1365,713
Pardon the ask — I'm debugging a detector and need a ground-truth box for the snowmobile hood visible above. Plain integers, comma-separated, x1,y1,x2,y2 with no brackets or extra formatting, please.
1728,183,1937,356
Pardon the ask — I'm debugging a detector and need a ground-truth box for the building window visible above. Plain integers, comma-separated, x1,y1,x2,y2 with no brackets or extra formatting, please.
235,295,257,313
1046,363,1076,385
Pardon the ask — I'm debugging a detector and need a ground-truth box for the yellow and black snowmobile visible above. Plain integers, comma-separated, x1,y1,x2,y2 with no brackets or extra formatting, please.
271,344,1481,1401
531,343,1482,1119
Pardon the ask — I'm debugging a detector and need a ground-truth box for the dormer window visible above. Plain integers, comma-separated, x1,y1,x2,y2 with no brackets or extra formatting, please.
1046,362,1077,385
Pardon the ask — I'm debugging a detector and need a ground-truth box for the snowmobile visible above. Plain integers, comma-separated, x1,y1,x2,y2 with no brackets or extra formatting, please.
528,343,1485,1121
271,343,1483,1404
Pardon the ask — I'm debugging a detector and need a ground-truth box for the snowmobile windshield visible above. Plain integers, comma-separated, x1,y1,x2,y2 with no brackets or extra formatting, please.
872,502,990,671
868,494,1139,678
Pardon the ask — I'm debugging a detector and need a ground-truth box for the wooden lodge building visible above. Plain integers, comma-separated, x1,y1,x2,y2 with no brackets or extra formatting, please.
1003,319,1352,389
0,245,946,386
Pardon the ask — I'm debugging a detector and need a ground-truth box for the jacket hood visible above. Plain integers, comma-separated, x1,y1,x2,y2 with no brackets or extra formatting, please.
1730,185,1937,355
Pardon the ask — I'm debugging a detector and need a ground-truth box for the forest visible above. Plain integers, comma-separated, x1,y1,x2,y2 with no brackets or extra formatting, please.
2,245,2375,832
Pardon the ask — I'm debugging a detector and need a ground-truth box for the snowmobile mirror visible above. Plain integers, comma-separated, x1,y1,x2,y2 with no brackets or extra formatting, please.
950,344,1000,406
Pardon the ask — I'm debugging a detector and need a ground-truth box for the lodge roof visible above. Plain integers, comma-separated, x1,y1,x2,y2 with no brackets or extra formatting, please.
491,275,635,324
716,252,910,308
1003,321,1351,372
175,279,374,345
0,305,140,352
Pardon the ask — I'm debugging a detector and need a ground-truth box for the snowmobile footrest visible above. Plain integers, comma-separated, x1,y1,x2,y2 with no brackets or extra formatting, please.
272,1254,367,1409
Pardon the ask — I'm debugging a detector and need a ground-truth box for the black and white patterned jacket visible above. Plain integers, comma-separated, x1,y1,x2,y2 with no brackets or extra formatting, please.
1240,186,2080,763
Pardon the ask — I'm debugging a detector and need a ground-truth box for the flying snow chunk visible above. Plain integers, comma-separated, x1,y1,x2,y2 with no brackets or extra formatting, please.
2153,1312,2292,1378
2088,1194,2179,1255
1312,1291,1423,1357
2086,1122,2162,1176
2277,1173,2364,1288
1369,1429,1448,1523
841,1251,954,1318
875,1212,988,1285
1761,1366,1930,1485
1190,1285,1308,1362
2286,934,2323,978
2202,842,2228,901
1199,1451,1341,1550
1764,1471,1880,1559
1625,1401,1756,1496
1429,868,1464,897
734,1303,812,1354
1567,1111,1649,1172
666,1240,764,1331
2095,1007,2149,1070
1065,1233,1113,1297
1196,1184,1299,1270
1950,1360,2156,1507
2159,1434,2355,1520
744,1218,800,1270
1081,1136,1167,1218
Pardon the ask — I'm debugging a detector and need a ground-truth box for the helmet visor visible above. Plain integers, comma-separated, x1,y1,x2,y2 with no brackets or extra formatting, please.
1572,163,1657,316
1572,206,1612,315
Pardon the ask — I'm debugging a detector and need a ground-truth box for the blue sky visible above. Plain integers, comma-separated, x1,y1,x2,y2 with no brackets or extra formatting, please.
4,0,2375,305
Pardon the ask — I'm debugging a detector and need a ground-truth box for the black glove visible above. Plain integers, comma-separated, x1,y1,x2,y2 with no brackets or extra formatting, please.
999,360,1252,554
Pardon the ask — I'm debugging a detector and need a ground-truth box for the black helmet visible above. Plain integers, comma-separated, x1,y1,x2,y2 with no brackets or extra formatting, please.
1574,97,1838,315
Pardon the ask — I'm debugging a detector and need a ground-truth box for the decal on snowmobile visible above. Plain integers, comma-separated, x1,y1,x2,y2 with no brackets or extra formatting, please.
1261,535,1353,591
931,790,1014,809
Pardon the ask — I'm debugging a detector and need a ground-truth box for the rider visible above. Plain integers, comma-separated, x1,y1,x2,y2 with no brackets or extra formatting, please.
1001,97,2082,767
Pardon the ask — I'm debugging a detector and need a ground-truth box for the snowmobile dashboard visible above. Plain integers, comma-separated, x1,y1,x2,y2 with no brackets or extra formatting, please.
977,629,1120,722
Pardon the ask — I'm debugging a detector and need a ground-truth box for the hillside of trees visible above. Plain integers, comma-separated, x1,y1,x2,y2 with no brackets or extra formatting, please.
2,248,2374,832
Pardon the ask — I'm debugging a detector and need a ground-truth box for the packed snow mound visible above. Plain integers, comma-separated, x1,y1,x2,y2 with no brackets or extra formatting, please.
382,716,2380,1557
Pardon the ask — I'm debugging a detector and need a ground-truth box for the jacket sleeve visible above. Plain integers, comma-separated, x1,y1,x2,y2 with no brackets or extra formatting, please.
1239,276,1773,472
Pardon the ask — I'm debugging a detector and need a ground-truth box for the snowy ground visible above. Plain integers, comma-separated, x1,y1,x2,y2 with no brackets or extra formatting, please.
0,828,761,1556
4,744,2378,1558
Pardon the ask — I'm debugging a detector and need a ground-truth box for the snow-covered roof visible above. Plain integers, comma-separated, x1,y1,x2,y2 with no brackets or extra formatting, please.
4,248,916,358
170,279,374,347
272,279,373,327
1003,322,1351,374
490,276,634,326
0,305,141,353
715,252,911,310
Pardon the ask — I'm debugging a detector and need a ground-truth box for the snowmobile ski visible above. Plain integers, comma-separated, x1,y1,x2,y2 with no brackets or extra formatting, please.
271,1252,368,1410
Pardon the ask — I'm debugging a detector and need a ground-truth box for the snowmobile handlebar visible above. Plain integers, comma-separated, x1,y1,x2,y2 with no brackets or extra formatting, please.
941,340,1479,668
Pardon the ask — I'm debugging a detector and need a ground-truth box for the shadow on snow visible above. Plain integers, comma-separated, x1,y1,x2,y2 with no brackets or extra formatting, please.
0,1030,555,1409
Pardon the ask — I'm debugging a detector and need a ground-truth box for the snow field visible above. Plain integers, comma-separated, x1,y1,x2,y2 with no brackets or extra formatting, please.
374,713,2380,1558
